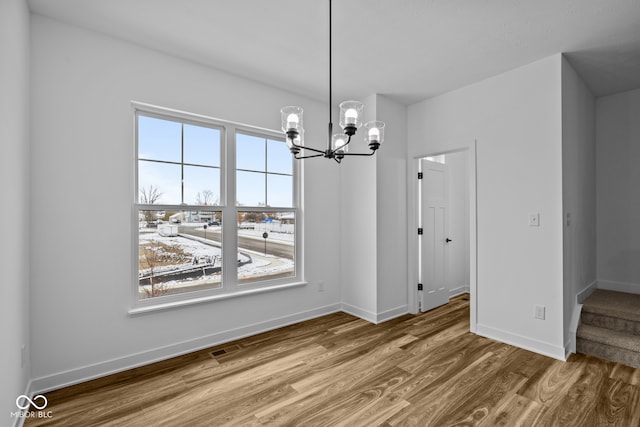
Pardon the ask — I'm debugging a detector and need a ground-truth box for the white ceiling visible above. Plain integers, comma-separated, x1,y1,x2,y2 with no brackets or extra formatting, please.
27,0,640,105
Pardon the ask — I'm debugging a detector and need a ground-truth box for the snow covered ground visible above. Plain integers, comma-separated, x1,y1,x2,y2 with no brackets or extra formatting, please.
138,228,293,296
238,228,294,244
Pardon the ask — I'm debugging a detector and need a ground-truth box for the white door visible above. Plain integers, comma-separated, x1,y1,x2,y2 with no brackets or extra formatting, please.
420,159,450,312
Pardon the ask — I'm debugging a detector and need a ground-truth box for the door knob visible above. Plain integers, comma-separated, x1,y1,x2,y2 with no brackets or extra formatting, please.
445,238,452,243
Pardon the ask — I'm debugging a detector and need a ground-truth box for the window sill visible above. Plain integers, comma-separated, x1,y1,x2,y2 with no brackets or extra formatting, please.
128,281,307,316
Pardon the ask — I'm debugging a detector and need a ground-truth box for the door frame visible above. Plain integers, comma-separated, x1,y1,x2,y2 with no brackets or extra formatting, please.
407,141,478,333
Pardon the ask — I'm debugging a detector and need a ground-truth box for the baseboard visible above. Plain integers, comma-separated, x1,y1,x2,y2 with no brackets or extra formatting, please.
597,279,640,295
10,380,32,427
449,285,470,299
30,303,341,394
476,323,566,361
375,305,409,323
339,302,410,324
340,303,378,324
577,280,598,304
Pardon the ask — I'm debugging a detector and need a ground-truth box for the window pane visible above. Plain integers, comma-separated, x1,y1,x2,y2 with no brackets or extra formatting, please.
237,211,295,284
236,133,265,172
184,124,220,167
138,209,222,299
267,174,293,207
236,170,265,206
267,139,292,175
184,165,220,206
138,115,181,162
138,160,181,204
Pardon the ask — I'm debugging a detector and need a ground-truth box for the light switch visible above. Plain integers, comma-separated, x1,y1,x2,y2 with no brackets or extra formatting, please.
528,213,540,227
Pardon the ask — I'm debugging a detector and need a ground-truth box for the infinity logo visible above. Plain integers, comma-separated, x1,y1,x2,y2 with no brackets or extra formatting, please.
16,395,48,410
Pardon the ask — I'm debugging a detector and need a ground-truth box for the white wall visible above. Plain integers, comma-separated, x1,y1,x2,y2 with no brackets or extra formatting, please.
596,87,640,292
339,94,409,322
29,15,342,391
375,95,408,319
408,55,565,359
445,151,470,296
340,95,378,320
560,56,596,349
1,0,31,423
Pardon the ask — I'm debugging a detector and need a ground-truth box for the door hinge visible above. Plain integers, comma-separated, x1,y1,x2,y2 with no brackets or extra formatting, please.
418,283,423,291
418,228,423,235
418,172,423,179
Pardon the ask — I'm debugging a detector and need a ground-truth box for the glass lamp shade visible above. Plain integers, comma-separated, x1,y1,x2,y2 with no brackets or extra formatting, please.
332,134,349,153
281,106,304,133
339,101,364,130
364,121,385,145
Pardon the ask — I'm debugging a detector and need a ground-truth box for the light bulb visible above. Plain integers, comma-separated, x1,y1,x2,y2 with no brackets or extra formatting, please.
344,108,357,125
286,113,299,130
334,137,346,149
368,127,380,141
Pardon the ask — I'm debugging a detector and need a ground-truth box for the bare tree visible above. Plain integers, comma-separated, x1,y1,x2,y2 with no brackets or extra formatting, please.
139,240,189,298
140,241,168,298
140,185,163,223
140,185,163,204
195,189,217,206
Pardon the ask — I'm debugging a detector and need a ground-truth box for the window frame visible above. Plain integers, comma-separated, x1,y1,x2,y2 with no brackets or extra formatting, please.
130,102,304,313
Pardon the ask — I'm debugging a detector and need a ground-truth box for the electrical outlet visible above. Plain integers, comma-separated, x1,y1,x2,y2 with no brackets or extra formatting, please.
318,281,325,292
534,305,546,320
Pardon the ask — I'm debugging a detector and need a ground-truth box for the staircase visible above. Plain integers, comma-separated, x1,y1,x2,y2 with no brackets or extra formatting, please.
576,289,640,368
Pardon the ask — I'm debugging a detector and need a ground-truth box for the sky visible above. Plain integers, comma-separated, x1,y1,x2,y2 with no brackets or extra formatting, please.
138,114,293,207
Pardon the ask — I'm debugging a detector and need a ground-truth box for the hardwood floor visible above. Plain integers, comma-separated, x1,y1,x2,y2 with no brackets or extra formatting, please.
25,295,640,426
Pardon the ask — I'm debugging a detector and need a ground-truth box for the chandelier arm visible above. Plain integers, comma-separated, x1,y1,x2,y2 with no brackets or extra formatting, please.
339,134,353,151
288,136,326,154
340,150,377,157
295,152,325,160
294,144,326,155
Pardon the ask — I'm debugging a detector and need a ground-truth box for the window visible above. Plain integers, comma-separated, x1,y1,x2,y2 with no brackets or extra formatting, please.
133,104,301,309
235,132,296,285
236,132,293,207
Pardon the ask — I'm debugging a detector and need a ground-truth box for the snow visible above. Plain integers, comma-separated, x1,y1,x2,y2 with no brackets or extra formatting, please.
138,229,293,296
238,228,294,244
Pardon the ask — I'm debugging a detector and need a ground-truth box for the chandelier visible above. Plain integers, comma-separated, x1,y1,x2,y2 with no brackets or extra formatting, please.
280,0,385,163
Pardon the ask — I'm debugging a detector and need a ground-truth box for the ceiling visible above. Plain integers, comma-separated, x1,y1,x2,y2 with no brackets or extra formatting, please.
27,0,640,105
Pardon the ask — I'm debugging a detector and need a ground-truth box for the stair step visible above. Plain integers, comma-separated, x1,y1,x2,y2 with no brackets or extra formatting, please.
577,323,640,353
576,324,640,368
576,289,640,368
576,338,640,369
581,311,640,335
582,289,640,323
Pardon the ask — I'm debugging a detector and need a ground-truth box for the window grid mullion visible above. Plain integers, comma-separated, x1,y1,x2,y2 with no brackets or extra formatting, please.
181,123,185,205
264,138,268,206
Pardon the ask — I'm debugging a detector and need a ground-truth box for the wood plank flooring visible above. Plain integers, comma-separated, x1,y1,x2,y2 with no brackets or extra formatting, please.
24,295,640,426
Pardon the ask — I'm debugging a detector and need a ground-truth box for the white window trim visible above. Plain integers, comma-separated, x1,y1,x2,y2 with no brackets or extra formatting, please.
130,102,304,314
